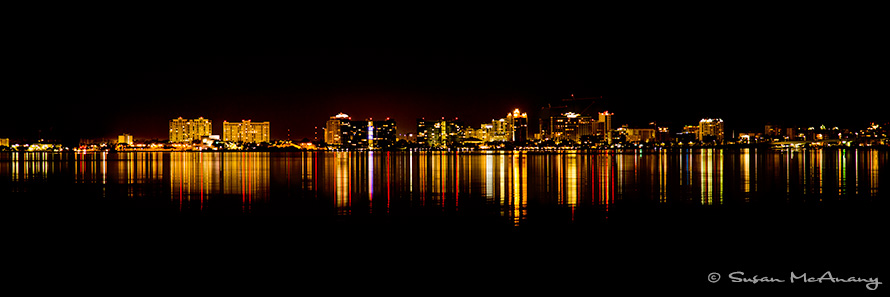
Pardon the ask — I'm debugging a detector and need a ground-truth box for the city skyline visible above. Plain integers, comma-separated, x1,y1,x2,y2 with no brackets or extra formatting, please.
3,105,888,147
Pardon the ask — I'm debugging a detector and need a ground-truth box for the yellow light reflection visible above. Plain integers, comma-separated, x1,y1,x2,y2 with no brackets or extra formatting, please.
335,152,350,215
741,148,750,201
566,153,578,220
368,151,374,213
700,149,712,205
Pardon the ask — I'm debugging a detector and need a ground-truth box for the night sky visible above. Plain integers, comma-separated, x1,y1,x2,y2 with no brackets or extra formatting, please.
6,8,884,144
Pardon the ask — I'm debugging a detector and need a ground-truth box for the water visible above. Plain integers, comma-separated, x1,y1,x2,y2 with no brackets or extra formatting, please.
3,149,886,292
4,149,884,218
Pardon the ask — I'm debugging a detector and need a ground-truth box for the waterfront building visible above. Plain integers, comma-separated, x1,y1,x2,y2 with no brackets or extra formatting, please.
490,118,511,142
369,118,397,149
223,120,270,143
699,118,725,143
118,134,133,145
325,113,398,149
417,118,463,148
598,111,613,144
0,138,8,147
346,118,397,149
506,109,528,142
550,112,595,143
325,113,351,147
169,117,212,143
625,128,656,143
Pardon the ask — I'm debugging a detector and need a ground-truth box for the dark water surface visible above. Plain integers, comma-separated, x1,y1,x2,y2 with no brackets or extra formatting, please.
3,149,886,293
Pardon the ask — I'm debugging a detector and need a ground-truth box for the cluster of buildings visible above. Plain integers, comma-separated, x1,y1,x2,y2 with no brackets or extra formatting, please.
75,117,274,151
324,113,398,149
316,105,890,150
2,104,887,151
736,123,889,147
320,108,644,149
322,109,530,150
414,109,530,148
168,117,270,144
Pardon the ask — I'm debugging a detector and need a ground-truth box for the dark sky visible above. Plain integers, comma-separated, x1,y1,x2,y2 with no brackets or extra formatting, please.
5,8,884,143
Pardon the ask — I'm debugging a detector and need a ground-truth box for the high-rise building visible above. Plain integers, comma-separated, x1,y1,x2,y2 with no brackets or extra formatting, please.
369,118,397,149
169,117,189,143
550,112,595,143
465,124,493,142
506,109,528,142
223,120,270,143
490,118,511,142
0,138,8,147
325,114,398,149
598,111,613,144
325,113,351,147
118,134,133,145
699,118,725,143
417,118,463,148
346,118,398,149
169,117,212,143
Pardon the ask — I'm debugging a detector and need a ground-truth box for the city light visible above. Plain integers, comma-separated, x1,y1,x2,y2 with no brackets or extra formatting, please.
4,98,885,152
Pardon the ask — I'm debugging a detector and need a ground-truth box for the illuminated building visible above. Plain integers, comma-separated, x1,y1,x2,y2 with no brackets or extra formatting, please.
326,114,397,149
369,119,397,149
738,132,763,144
764,124,781,137
506,109,528,142
676,125,700,143
325,113,351,147
345,118,397,149
550,112,595,143
625,128,656,143
417,118,463,148
598,111,613,144
118,134,133,145
0,138,8,147
656,127,671,143
785,127,798,140
699,118,724,143
482,109,528,143
464,124,492,142
223,120,270,143
490,118,511,142
169,117,212,143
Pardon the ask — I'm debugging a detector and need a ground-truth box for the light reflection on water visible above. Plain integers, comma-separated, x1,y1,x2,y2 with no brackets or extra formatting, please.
0,149,885,225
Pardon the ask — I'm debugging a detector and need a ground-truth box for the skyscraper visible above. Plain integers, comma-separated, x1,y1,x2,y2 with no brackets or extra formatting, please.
699,118,724,143
169,117,212,143
118,134,133,145
343,118,398,149
223,120,270,143
490,118,511,142
506,109,528,142
598,111,613,144
550,112,595,143
325,114,398,149
325,113,351,147
369,118,397,149
417,118,463,148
